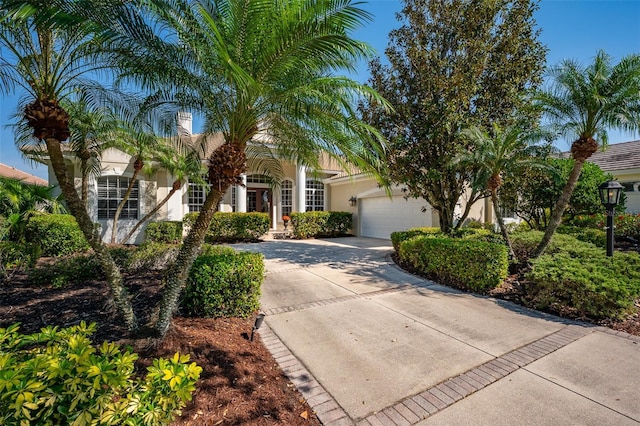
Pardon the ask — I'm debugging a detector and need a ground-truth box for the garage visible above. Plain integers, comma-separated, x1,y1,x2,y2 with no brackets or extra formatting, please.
359,195,434,239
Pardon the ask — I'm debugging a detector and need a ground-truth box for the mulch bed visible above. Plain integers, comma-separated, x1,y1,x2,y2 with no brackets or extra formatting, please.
0,267,320,425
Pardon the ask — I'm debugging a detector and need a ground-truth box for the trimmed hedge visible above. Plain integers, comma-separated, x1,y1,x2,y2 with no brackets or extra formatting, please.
390,227,442,252
181,248,264,318
528,249,640,320
398,236,509,292
290,211,352,239
24,214,89,257
208,212,270,242
0,322,200,426
185,212,270,243
145,221,183,243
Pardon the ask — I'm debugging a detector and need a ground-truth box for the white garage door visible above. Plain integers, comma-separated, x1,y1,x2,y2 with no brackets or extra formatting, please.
359,196,433,239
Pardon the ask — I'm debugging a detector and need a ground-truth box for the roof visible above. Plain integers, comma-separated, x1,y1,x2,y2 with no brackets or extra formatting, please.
585,140,640,172
0,163,48,186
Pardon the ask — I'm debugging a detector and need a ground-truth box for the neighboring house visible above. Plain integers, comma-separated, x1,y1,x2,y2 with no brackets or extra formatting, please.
585,140,640,213
39,113,491,243
0,163,48,186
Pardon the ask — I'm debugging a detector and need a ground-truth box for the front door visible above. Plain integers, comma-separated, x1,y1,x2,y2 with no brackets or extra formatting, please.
247,188,272,226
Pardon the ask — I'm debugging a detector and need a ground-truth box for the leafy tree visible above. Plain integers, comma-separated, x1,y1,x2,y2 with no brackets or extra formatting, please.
531,51,640,258
0,0,137,330
500,158,619,229
109,0,388,336
457,124,551,259
361,0,546,232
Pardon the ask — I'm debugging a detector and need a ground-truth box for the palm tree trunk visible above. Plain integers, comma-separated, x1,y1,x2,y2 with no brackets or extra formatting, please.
44,137,138,331
531,158,586,258
80,158,88,207
154,186,225,336
491,188,516,260
110,166,141,243
120,184,179,244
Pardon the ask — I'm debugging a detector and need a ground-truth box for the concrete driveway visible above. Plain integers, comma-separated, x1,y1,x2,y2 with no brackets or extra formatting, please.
234,237,640,425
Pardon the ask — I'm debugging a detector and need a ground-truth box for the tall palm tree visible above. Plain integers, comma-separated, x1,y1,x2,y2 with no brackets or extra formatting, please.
119,139,205,244
64,94,121,206
459,124,551,260
0,1,137,330
531,51,640,258
112,0,389,336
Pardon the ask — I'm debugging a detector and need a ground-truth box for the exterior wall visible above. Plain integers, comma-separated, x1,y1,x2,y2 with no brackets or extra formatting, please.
613,169,640,214
326,176,378,234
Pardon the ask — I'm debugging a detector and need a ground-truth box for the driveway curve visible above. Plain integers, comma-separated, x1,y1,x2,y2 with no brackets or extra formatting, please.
233,237,640,425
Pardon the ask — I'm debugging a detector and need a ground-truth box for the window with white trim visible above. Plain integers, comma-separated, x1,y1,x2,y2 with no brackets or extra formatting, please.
281,180,292,217
188,182,210,212
305,179,324,211
97,176,139,220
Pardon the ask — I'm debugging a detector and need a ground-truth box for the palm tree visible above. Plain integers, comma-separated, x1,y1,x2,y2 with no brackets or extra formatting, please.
119,139,205,244
0,176,66,241
112,0,388,336
459,124,551,260
65,95,121,206
0,1,137,330
531,51,640,258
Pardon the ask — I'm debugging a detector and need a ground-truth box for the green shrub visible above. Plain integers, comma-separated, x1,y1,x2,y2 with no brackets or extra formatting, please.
181,249,264,318
527,250,640,320
107,245,137,270
0,241,32,279
0,322,200,426
128,242,179,272
207,212,270,242
614,213,640,240
24,214,89,257
557,225,607,248
390,227,442,252
290,211,329,239
145,220,183,244
28,253,101,288
323,211,353,236
398,236,509,292
289,211,353,239
510,230,594,261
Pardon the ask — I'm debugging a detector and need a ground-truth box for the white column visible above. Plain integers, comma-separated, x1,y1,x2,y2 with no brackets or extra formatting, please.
237,174,247,212
323,183,329,211
296,164,306,212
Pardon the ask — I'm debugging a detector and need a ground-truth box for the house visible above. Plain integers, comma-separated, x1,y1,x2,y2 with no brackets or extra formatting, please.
584,140,640,213
0,163,48,186
40,113,491,243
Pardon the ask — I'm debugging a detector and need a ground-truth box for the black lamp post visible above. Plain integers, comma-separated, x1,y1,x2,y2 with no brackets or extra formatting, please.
598,181,624,257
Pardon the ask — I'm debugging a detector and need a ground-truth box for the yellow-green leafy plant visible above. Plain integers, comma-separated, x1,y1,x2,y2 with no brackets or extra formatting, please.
0,322,201,425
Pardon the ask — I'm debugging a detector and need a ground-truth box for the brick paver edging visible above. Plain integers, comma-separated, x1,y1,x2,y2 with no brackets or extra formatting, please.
258,323,355,425
357,325,592,426
261,322,593,426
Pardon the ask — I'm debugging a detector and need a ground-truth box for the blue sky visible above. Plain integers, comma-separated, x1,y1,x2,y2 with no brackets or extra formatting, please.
1,0,639,180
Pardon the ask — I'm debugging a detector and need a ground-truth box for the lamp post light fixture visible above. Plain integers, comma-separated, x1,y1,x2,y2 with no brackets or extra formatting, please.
598,180,624,257
348,196,357,207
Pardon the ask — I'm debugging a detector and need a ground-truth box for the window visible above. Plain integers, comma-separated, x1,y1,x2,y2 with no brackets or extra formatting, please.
305,179,324,211
281,180,292,217
188,182,210,212
231,184,237,212
622,182,636,193
97,176,139,220
246,174,270,184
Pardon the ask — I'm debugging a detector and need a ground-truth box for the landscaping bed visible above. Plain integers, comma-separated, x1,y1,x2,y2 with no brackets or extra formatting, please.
0,265,320,425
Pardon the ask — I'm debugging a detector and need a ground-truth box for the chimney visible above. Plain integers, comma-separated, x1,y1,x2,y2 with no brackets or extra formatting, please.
177,112,192,136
